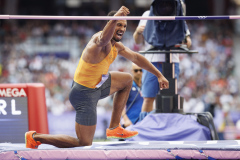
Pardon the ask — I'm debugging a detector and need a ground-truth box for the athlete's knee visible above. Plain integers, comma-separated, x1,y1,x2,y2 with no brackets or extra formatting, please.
125,73,133,86
79,139,93,146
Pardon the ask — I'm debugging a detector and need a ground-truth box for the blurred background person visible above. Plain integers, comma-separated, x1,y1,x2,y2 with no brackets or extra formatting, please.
121,63,143,128
133,0,192,120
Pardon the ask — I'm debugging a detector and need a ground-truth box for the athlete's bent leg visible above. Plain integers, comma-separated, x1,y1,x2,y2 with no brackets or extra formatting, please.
30,123,96,148
108,71,133,128
26,122,96,149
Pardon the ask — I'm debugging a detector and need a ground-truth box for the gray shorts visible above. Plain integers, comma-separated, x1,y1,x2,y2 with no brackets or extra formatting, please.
69,74,111,126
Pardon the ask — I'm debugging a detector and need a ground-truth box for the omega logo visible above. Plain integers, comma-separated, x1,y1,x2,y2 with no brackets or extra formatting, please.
0,88,27,97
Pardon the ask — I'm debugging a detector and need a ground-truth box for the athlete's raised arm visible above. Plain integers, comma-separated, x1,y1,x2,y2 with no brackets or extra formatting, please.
95,6,130,47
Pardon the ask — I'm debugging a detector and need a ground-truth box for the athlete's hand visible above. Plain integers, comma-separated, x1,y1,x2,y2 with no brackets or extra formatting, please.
158,76,169,90
115,6,130,17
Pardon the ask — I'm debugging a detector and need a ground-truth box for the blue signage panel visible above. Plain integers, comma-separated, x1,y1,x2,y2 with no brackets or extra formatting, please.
0,97,28,143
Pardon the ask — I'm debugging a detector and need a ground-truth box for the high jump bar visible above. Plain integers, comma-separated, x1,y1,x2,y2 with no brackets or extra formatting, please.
0,15,240,20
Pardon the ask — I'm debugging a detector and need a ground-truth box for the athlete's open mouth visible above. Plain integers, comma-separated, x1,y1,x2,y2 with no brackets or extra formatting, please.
116,31,123,38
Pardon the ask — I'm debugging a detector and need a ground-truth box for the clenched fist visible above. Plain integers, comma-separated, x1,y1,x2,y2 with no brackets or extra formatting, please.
158,76,169,90
114,6,130,17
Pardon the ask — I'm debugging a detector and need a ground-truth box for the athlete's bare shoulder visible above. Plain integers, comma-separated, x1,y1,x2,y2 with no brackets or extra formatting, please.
85,32,104,50
90,32,101,43
83,31,110,63
115,42,125,52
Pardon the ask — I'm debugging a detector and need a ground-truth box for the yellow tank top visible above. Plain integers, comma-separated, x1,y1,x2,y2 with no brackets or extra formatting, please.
74,45,118,88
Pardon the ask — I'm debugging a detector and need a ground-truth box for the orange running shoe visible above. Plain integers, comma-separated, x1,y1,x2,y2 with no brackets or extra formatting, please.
106,124,138,139
25,131,41,149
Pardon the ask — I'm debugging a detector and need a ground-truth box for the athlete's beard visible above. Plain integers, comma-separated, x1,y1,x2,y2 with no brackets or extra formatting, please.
112,37,121,42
